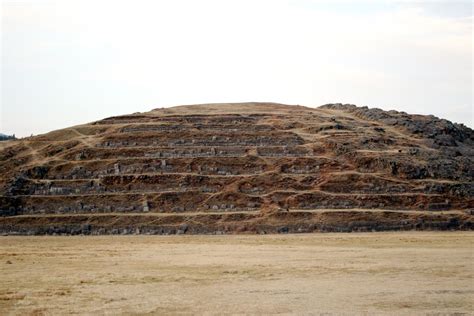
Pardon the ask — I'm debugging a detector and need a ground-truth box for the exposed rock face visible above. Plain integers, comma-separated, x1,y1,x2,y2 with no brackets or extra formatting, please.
0,103,472,234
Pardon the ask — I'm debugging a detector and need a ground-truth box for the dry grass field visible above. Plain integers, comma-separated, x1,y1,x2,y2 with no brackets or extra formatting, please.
1,232,473,315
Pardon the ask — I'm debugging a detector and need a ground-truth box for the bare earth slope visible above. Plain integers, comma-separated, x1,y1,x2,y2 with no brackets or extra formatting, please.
0,103,473,234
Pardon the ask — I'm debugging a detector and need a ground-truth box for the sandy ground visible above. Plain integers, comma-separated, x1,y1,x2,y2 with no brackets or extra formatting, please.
0,232,473,315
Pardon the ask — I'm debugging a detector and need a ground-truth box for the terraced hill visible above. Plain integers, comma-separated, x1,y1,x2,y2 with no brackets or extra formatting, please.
0,103,473,234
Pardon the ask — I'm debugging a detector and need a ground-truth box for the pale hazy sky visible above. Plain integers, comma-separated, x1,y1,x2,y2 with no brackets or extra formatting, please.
1,0,473,137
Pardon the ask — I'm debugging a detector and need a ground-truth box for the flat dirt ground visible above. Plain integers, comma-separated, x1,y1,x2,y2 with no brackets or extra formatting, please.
1,233,473,315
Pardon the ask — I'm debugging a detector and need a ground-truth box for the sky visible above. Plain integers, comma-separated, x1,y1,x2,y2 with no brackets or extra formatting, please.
1,0,473,137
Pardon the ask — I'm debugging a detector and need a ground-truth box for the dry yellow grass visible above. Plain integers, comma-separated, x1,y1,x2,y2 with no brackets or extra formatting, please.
1,232,473,315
